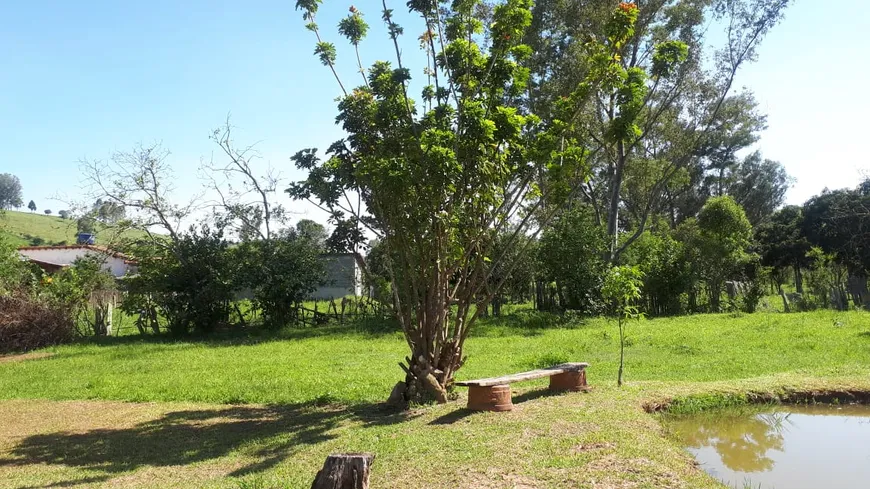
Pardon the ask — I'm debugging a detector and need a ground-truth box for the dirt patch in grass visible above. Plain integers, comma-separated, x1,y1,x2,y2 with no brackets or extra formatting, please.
570,441,614,453
0,351,54,364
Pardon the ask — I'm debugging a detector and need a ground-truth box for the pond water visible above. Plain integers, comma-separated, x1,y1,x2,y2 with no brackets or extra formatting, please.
665,404,870,489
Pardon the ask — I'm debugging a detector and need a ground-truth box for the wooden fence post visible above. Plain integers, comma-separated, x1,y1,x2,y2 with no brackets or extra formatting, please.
311,453,374,489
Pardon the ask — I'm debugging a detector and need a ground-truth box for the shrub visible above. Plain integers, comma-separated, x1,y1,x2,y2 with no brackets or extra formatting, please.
47,256,117,336
623,231,692,316
538,205,608,314
233,236,326,328
123,225,238,335
0,295,75,354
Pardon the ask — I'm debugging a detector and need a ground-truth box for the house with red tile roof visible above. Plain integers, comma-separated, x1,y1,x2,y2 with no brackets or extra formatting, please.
17,245,138,278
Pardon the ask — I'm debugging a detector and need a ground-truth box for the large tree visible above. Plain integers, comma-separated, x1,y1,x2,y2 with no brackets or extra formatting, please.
681,195,753,311
727,152,791,226
524,0,790,262
755,205,809,292
0,174,23,210
801,184,870,274
289,0,672,402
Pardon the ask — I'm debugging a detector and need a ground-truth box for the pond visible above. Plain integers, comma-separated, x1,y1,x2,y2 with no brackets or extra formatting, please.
664,404,870,489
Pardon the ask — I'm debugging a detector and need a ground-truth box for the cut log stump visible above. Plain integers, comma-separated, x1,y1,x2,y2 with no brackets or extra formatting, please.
311,453,374,489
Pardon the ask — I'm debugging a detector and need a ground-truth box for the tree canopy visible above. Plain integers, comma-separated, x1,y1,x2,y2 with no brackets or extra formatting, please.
0,174,24,210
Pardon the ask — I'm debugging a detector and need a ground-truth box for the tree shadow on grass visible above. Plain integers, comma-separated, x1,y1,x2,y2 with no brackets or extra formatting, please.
0,402,412,486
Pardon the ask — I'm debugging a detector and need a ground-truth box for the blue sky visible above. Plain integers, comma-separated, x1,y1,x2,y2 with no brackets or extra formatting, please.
1,0,867,221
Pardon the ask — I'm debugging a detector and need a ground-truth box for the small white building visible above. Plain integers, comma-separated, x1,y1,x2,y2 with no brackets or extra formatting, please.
17,245,138,278
312,253,363,300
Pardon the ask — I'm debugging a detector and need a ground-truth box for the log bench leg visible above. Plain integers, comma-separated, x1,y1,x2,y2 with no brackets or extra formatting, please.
549,370,588,392
467,384,513,411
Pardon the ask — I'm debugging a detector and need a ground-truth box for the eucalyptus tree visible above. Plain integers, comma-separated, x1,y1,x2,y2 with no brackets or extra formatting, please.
289,0,681,402
524,0,790,262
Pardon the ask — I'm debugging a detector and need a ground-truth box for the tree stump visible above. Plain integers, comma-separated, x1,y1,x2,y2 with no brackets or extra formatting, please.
311,453,374,489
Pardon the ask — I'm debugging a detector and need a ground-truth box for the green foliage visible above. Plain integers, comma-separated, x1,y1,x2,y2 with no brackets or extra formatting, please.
803,247,848,310
623,230,692,316
314,41,337,66
697,195,752,240
47,257,114,309
287,219,328,251
0,173,23,209
123,226,237,335
602,265,644,320
291,0,644,399
651,40,689,78
233,236,326,328
337,9,369,46
46,256,116,336
91,199,126,224
27,200,36,212
755,205,810,274
0,236,37,295
801,183,870,273
76,216,96,235
728,152,792,226
739,262,768,314
682,196,753,311
602,265,643,387
538,205,608,313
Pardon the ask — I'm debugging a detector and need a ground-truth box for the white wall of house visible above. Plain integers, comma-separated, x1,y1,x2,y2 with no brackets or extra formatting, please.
311,254,362,300
18,247,136,278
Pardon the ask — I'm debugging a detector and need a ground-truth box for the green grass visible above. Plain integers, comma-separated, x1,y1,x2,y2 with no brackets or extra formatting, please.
2,309,866,404
0,309,869,488
0,209,145,247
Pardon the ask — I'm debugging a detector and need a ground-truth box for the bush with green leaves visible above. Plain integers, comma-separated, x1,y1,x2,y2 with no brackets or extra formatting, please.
123,225,238,335
0,237,37,296
678,196,753,312
623,230,691,316
803,247,849,310
46,256,117,336
233,236,326,328
537,205,608,314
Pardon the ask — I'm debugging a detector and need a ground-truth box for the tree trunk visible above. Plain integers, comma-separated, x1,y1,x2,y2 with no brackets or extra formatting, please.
399,346,453,405
710,281,721,312
794,265,803,294
311,454,374,489
617,318,625,387
606,141,627,263
492,296,502,317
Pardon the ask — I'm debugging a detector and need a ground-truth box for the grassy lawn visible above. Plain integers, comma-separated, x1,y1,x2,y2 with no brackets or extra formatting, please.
1,309,869,488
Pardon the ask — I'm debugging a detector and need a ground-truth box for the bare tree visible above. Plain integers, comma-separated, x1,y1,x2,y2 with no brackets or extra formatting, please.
200,119,287,241
79,143,201,250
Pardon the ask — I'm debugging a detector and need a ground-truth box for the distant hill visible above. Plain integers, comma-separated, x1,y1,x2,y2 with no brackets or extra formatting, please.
0,210,145,248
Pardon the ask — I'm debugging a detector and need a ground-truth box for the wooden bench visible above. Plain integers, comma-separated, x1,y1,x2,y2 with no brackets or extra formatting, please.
455,362,589,412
